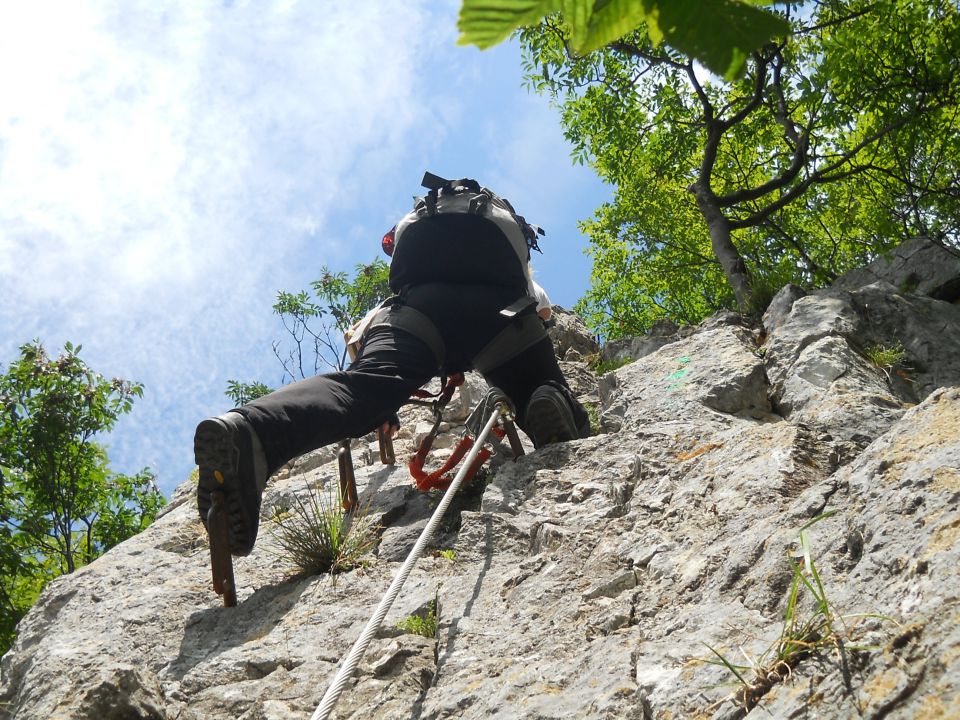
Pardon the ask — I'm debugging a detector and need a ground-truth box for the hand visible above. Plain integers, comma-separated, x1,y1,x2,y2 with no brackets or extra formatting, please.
380,418,400,438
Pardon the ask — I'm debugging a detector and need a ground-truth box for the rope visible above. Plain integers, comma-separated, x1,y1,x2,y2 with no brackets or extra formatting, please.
310,403,505,720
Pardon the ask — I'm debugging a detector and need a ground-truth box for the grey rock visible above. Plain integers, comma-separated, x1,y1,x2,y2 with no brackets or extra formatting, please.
547,306,600,361
602,318,682,365
763,280,960,453
2,297,959,720
762,283,807,334
833,235,960,300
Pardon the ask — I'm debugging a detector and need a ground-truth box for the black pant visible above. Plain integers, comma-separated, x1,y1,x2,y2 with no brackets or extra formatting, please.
238,282,586,475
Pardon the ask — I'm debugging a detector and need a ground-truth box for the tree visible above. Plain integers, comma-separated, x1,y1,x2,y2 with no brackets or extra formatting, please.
457,0,790,80
520,0,960,338
0,341,164,654
226,259,392,400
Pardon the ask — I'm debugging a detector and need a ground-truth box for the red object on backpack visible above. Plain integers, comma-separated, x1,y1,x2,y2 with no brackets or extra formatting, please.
381,226,396,257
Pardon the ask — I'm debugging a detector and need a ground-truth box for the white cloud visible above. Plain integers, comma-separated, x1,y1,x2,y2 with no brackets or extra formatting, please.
0,0,608,494
0,2,439,308
0,0,453,490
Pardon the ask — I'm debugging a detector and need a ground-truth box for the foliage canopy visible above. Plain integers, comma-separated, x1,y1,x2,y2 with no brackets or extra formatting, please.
520,0,960,339
457,0,790,80
0,341,164,654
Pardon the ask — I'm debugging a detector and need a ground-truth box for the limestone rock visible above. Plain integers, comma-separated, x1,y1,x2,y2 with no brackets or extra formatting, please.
2,287,959,720
833,236,960,301
602,318,680,364
762,283,806,334
763,280,960,455
547,306,600,361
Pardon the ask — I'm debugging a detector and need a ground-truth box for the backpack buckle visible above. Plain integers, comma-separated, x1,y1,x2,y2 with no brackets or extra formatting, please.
467,194,488,215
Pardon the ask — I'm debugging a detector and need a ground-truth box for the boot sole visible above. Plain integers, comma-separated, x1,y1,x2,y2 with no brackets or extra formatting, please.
194,418,258,557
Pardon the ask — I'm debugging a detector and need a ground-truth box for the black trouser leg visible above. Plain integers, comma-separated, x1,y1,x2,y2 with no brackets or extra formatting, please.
237,327,435,474
481,336,590,436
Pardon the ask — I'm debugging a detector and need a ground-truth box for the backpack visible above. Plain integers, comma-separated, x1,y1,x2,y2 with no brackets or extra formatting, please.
383,172,545,295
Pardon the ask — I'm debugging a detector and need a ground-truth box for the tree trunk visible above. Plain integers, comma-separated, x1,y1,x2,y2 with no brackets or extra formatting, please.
691,184,755,312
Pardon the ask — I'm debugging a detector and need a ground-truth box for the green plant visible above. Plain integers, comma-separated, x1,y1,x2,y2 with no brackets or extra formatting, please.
0,340,163,655
225,380,273,406
584,403,601,435
591,356,633,376
396,599,438,638
435,549,456,561
522,1,960,338
705,513,893,711
457,0,789,80
271,483,379,577
864,342,907,370
226,259,390,401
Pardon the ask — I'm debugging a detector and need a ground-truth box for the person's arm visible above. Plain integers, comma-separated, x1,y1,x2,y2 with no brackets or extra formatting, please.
531,280,552,322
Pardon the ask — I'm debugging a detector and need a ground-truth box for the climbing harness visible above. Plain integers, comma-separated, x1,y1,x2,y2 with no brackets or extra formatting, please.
310,400,511,720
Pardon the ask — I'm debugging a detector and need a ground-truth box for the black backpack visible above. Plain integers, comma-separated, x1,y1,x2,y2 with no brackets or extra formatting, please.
383,172,544,295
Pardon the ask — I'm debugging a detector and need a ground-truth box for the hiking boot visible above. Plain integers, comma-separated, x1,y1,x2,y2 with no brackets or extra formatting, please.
524,384,579,449
194,412,268,557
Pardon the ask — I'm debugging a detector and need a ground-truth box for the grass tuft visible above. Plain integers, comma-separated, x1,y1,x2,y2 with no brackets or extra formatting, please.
705,512,895,712
271,482,379,577
864,342,906,369
591,356,634,375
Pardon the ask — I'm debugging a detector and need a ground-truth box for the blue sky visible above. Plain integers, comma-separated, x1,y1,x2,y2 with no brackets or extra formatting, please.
0,1,611,497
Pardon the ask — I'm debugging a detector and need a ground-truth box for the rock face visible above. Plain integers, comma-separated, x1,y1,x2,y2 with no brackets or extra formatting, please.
832,236,960,301
2,253,959,719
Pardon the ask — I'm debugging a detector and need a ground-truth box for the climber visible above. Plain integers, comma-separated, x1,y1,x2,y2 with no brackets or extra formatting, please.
530,276,553,323
193,172,591,558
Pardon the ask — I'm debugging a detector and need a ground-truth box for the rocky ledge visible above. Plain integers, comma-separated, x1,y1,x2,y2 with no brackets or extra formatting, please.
1,239,958,719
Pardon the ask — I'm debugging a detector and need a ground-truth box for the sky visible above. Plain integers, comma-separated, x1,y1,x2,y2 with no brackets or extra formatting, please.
0,0,611,497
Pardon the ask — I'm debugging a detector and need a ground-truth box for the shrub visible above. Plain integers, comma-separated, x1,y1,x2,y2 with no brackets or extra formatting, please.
396,599,438,638
271,483,379,577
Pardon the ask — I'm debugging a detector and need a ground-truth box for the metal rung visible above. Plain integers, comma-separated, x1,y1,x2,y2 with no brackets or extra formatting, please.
208,490,237,607
502,416,525,458
378,427,396,465
338,440,358,512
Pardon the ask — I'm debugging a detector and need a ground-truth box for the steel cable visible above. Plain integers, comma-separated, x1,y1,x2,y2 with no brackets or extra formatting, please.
311,404,504,720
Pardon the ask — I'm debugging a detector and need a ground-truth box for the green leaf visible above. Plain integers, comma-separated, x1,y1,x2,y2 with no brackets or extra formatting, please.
636,0,789,80
573,0,648,53
460,0,789,81
457,0,563,50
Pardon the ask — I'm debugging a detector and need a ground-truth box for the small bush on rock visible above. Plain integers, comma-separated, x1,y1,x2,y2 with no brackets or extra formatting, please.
271,483,379,577
705,513,894,712
396,599,438,638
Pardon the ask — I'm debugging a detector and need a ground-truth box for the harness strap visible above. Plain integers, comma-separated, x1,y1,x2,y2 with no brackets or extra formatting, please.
412,372,463,402
472,310,545,374
367,303,446,369
500,295,537,318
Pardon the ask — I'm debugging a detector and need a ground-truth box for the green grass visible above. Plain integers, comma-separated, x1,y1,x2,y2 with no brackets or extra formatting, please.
584,403,601,435
271,482,379,577
591,356,634,375
396,599,438,638
434,549,456,561
705,513,894,712
864,342,906,369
